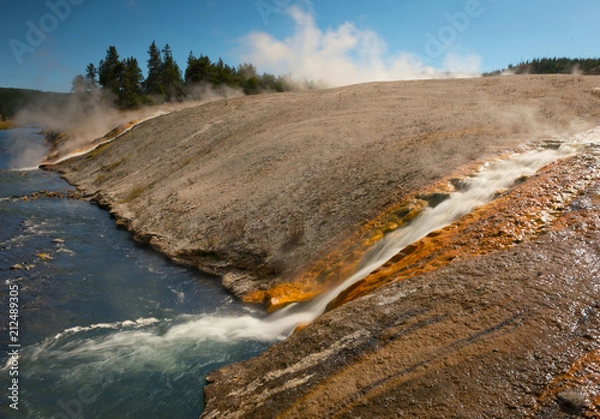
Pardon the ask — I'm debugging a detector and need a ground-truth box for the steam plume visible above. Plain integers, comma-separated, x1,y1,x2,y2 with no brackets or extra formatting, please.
13,87,236,167
240,6,482,87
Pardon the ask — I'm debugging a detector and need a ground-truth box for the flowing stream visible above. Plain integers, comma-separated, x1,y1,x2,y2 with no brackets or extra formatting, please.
1,126,599,418
0,129,273,418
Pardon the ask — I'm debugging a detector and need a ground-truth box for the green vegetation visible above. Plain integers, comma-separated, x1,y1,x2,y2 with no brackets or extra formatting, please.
484,57,600,77
75,41,295,110
86,142,112,159
185,54,290,95
144,41,166,98
0,42,298,125
121,185,145,203
0,88,69,121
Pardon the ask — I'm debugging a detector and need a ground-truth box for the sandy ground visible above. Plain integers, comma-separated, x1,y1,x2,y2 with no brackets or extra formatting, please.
51,74,600,418
55,75,600,296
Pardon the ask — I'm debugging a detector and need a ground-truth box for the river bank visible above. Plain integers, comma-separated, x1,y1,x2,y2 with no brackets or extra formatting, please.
1,129,274,417
0,120,14,130
48,75,600,417
51,75,600,295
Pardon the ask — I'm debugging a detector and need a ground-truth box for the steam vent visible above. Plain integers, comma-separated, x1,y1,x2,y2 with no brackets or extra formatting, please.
50,75,600,418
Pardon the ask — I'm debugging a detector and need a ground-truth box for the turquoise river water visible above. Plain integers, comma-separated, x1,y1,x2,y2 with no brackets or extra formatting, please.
0,128,275,418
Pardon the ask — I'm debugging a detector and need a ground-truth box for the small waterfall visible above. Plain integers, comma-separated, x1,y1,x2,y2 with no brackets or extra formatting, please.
263,128,600,332
3,126,598,417
34,126,598,349
18,128,600,347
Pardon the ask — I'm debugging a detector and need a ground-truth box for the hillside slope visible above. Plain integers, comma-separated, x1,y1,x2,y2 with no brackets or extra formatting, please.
55,75,600,297
52,75,600,418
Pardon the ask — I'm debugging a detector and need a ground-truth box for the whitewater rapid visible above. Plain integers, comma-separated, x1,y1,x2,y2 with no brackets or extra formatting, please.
3,126,599,418
13,126,599,361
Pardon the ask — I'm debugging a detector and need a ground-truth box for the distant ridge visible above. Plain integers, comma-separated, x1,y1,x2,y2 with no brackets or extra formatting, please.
0,87,69,120
484,57,600,77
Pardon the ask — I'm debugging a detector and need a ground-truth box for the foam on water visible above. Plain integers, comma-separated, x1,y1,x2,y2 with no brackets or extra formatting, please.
7,166,41,172
20,127,598,362
15,127,600,357
3,126,599,416
55,317,162,340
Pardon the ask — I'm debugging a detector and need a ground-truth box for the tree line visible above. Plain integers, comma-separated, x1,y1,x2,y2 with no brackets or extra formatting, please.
73,41,295,109
484,57,600,77
0,88,69,121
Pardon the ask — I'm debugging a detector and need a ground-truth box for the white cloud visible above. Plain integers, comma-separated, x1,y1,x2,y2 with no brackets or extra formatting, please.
239,6,482,87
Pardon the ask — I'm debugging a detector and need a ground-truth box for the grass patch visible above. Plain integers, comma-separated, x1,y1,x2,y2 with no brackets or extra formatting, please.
102,157,126,172
94,173,108,184
120,185,145,204
86,142,112,159
95,157,127,185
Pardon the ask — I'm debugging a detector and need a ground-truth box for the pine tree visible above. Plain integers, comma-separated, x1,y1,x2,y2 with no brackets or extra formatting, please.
119,57,144,109
144,41,164,99
185,52,212,85
85,63,98,88
98,46,123,99
161,44,185,102
239,63,260,94
84,42,296,108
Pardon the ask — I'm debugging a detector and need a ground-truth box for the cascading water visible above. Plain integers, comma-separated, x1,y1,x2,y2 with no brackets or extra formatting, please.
258,126,600,330
0,129,273,418
2,126,599,417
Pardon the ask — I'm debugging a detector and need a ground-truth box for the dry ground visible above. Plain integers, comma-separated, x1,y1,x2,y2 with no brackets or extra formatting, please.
55,75,600,296
52,75,600,418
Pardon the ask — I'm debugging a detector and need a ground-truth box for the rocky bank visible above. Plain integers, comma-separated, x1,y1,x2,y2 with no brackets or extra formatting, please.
49,75,600,418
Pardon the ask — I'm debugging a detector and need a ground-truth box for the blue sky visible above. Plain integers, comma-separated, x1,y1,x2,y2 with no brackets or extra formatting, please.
1,0,599,92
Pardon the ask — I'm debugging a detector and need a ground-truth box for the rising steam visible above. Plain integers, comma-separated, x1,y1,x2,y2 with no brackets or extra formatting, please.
16,89,120,146
12,85,241,168
240,6,482,88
